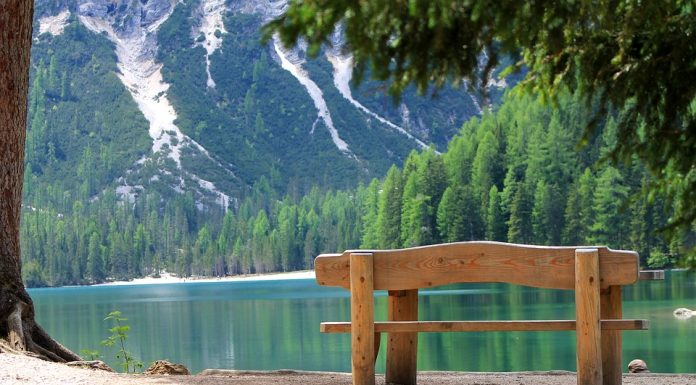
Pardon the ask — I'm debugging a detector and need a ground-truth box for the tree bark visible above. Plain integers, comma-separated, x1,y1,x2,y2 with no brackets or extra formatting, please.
0,0,81,362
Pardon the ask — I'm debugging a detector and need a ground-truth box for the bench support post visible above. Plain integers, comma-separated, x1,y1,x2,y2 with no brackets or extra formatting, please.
350,253,375,385
576,248,603,385
601,285,622,385
386,289,418,385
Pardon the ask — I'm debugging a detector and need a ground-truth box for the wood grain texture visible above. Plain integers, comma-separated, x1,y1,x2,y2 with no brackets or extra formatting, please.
315,242,639,290
386,290,418,385
576,249,603,385
601,286,622,385
0,0,32,286
320,319,648,333
350,253,375,385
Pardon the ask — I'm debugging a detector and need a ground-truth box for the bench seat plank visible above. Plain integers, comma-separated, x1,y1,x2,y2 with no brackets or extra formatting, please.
320,319,648,333
315,242,639,291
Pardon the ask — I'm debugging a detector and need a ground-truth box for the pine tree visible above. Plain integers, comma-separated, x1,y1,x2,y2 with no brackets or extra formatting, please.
443,124,476,185
401,171,431,247
87,231,105,283
437,186,459,242
417,149,448,244
590,167,629,247
376,166,402,248
486,186,505,241
507,182,533,244
562,184,583,245
359,179,381,248
471,130,500,213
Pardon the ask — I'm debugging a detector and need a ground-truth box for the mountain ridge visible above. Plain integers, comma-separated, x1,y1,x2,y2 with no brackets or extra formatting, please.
32,0,497,207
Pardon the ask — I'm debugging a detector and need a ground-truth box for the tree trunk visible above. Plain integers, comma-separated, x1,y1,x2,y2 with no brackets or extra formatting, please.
0,0,81,362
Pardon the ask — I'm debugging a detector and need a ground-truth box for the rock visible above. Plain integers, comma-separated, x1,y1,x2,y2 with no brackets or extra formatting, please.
144,360,190,375
66,360,114,372
141,0,172,26
78,2,110,18
673,307,695,320
628,359,650,373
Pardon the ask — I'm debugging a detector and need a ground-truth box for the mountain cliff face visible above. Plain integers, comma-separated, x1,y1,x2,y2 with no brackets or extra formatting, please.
30,0,502,208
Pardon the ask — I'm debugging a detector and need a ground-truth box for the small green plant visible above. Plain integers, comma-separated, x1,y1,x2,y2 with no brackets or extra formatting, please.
80,348,101,360
100,310,143,373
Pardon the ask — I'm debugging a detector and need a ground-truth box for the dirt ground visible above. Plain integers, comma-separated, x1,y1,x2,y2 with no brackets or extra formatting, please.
1,353,694,385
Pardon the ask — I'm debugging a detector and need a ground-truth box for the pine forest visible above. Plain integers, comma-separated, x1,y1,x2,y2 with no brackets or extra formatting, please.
21,86,685,287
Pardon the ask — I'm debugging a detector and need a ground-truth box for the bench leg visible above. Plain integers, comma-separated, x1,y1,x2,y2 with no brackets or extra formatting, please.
386,289,418,385
575,249,603,385
601,285,622,385
350,253,375,385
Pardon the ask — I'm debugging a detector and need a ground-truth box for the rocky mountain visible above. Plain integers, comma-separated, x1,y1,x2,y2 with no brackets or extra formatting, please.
30,0,506,209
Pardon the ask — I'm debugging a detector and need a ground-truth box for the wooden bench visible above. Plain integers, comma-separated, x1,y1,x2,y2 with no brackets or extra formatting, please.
314,241,662,385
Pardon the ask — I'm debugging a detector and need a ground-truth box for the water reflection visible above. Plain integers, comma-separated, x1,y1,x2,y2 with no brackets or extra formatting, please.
30,271,695,373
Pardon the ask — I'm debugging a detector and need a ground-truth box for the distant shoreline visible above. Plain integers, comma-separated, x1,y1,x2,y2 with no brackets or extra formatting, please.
91,270,316,287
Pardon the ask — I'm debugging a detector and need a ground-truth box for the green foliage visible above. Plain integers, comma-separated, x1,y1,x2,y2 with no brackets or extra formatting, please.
376,166,402,248
101,311,143,373
266,0,696,261
647,249,678,269
80,349,101,361
27,23,150,184
485,186,505,242
155,4,425,190
20,87,690,287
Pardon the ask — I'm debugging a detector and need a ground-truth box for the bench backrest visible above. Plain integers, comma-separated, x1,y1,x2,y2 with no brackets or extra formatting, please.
314,241,639,291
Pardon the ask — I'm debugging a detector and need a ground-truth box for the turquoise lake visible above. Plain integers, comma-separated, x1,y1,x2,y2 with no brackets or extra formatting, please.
29,270,695,374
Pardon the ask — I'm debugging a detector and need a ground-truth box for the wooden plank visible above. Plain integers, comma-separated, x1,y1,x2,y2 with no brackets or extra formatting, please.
576,248,603,385
601,285,622,385
386,290,418,385
639,270,665,280
350,253,375,385
320,319,649,333
315,242,639,290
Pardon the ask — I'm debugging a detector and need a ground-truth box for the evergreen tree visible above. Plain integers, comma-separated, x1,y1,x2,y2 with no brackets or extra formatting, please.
437,185,463,243
471,130,500,213
486,186,505,241
376,166,402,248
590,167,629,246
417,148,448,244
401,171,431,247
86,231,105,283
359,179,381,248
460,185,484,241
562,184,583,245
443,125,476,185
507,182,533,244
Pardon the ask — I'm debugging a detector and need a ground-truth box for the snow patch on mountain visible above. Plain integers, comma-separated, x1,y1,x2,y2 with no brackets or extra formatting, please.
78,14,187,166
38,9,71,36
326,53,429,149
192,175,230,208
77,0,233,208
236,1,357,158
273,37,354,157
194,0,227,88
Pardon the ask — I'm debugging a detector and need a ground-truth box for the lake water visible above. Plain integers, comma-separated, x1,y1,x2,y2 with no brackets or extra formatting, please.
29,270,695,374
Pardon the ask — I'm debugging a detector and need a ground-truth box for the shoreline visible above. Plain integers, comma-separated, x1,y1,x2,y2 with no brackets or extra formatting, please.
92,270,316,287
3,353,696,385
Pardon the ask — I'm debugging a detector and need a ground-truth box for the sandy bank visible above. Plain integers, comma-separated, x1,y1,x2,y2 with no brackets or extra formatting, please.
94,270,316,287
1,353,694,385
